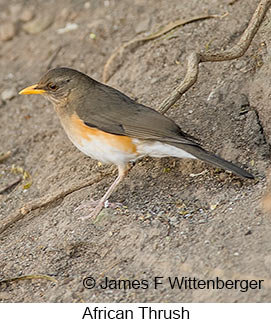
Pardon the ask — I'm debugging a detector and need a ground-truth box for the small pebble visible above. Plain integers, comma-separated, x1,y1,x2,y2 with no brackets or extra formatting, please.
57,23,78,34
210,203,218,211
0,22,17,41
23,15,53,34
20,8,35,22
219,172,228,181
84,2,91,9
89,33,96,39
1,88,16,101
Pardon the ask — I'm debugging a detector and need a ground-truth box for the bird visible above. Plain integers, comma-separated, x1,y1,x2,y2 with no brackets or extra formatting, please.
19,67,254,218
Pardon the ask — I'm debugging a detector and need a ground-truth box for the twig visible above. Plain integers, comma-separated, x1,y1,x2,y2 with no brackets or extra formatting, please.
103,14,222,83
46,46,63,70
0,169,113,235
0,177,22,194
158,0,271,114
0,274,57,286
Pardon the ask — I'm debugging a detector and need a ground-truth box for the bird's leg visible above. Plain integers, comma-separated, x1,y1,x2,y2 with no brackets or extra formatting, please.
80,164,128,220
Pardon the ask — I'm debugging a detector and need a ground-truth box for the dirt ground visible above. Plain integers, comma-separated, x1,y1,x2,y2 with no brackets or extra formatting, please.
0,0,271,303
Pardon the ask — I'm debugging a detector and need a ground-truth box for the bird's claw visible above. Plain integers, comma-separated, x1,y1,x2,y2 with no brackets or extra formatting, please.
75,199,123,220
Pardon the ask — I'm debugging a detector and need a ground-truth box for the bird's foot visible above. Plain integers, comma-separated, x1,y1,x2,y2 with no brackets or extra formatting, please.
79,202,104,220
75,198,122,220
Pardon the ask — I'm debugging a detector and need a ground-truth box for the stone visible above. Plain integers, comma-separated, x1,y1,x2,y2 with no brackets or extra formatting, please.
1,88,17,101
57,23,78,34
20,8,35,22
0,22,17,41
23,15,54,34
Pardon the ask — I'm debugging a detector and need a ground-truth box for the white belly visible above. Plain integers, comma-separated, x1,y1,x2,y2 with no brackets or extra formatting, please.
69,134,137,165
132,139,196,159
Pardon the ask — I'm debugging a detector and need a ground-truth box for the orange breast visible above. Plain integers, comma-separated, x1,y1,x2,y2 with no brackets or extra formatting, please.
66,113,137,154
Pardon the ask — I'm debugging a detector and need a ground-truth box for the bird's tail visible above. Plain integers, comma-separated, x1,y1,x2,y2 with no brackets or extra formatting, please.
175,143,254,179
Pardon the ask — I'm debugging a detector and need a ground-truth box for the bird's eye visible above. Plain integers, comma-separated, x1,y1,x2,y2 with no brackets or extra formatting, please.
48,83,58,91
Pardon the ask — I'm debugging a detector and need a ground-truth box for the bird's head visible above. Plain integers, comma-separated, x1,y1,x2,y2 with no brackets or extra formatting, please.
19,67,92,104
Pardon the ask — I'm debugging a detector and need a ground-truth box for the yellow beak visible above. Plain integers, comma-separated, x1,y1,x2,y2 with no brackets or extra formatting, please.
19,84,46,95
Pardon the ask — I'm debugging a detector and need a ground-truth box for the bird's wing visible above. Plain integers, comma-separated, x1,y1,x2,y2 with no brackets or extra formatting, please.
74,81,199,146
